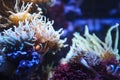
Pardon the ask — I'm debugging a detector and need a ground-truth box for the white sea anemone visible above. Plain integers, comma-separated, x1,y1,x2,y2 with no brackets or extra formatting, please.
65,24,119,63
0,13,67,54
0,21,36,53
29,15,67,53
0,0,67,54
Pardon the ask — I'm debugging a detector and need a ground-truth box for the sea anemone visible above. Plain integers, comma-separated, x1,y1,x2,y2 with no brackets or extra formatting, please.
65,23,119,62
51,24,120,80
8,0,33,25
0,21,36,54
0,1,67,80
0,0,42,27
30,16,67,54
0,6,67,55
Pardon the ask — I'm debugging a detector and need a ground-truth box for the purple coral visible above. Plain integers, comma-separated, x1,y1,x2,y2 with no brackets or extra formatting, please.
51,63,97,80
51,59,120,80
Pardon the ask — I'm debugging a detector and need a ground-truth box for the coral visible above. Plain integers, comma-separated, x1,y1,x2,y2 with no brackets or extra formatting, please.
51,62,120,80
0,12,67,54
51,63,99,80
0,0,67,54
16,51,41,76
30,16,67,53
0,1,67,80
0,0,42,28
51,24,120,80
0,0,119,80
0,0,55,27
8,1,33,25
0,21,36,53
65,24,119,62
6,50,41,80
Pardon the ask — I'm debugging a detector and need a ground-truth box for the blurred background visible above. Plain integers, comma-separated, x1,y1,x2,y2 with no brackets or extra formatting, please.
46,0,120,34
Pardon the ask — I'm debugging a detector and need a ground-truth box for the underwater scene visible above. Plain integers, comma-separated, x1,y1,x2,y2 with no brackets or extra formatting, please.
0,0,120,80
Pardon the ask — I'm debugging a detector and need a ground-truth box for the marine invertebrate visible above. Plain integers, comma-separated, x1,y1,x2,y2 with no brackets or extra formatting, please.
0,21,36,53
0,0,42,26
0,6,67,55
29,14,67,54
8,0,33,25
65,23,119,62
51,63,96,80
51,62,120,80
51,24,120,80
16,51,41,76
0,0,67,80
5,49,41,80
